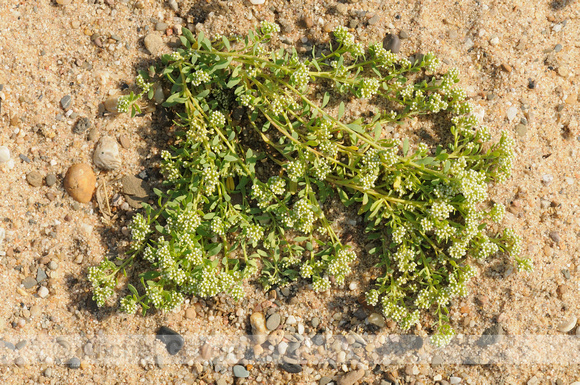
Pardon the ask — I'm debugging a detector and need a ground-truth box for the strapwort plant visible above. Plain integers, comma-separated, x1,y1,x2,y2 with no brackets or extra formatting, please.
88,22,532,346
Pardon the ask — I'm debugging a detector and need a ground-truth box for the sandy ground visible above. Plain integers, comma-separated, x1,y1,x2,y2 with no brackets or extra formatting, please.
1,0,580,384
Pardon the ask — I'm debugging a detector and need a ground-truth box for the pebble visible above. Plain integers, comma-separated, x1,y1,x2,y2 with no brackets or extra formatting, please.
399,30,409,39
64,164,96,203
557,315,577,332
156,326,184,355
48,261,59,270
515,124,527,138
15,340,27,350
155,354,165,368
368,313,385,328
56,0,72,5
335,3,348,15
368,14,380,25
45,174,57,187
44,368,53,377
527,376,540,385
156,22,169,31
549,231,560,244
20,154,31,163
281,362,302,373
14,356,26,366
168,0,178,11
119,134,131,149
338,368,365,385
185,307,196,319
541,174,553,185
278,341,288,355
0,146,10,163
60,95,72,109
320,377,333,385
22,277,37,289
432,355,443,365
286,315,297,325
311,317,320,328
36,267,48,283
233,365,249,378
266,313,281,330
38,286,49,298
489,36,500,46
200,343,212,360
477,323,504,346
383,34,401,53
267,329,284,345
450,377,462,385
249,0,265,4
506,106,518,122
30,305,41,318
27,171,43,187
73,117,92,134
554,43,562,52
93,136,121,170
104,98,118,113
144,33,165,56
250,312,268,344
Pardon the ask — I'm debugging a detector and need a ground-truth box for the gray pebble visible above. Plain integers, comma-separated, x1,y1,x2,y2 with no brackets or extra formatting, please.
399,30,409,39
67,357,81,369
368,14,380,25
312,334,324,345
280,362,302,373
335,3,348,15
320,377,333,385
19,154,31,163
515,124,527,138
83,342,94,356
15,340,27,350
549,231,560,244
73,117,92,134
155,354,165,368
349,19,359,29
45,174,57,187
311,317,320,328
22,277,37,289
156,22,169,31
168,0,178,11
14,356,26,366
554,43,562,52
60,95,72,110
281,287,290,297
431,354,443,365
36,267,48,283
477,323,504,347
233,365,249,378
561,269,570,280
48,261,59,270
266,313,281,330
27,171,44,187
383,33,401,53
4,341,15,350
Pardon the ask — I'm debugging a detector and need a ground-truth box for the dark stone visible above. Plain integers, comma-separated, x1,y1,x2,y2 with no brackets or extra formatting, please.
280,362,302,373
383,33,401,53
15,340,27,350
477,323,504,347
312,334,324,346
45,174,57,187
528,79,536,89
353,308,368,320
121,175,151,208
60,95,72,110
36,267,48,283
73,117,92,134
67,357,81,369
19,154,31,163
156,326,184,355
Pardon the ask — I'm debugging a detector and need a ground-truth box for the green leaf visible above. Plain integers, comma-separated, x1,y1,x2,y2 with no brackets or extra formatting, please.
207,243,223,257
362,193,369,206
222,36,231,50
443,160,451,173
403,138,409,156
182,28,196,44
163,92,187,106
373,123,382,140
338,101,345,120
226,77,240,88
321,92,330,108
128,284,139,296
224,154,238,162
347,123,364,134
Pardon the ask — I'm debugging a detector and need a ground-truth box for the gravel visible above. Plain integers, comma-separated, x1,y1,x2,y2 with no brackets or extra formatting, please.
233,365,249,378
383,33,401,53
73,117,92,134
557,315,577,333
266,313,281,330
26,171,43,187
67,357,81,369
60,94,72,109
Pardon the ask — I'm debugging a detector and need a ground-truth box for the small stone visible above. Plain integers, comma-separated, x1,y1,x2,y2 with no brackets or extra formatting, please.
168,0,178,11
119,134,131,149
286,315,297,325
200,343,212,360
249,0,265,4
278,341,288,355
506,106,518,122
335,3,348,15
478,323,504,347
549,231,560,244
450,377,462,385
554,43,562,52
48,261,59,270
515,124,527,138
527,377,539,385
383,34,401,53
153,83,165,104
266,313,281,330
348,282,358,291
15,340,26,350
320,376,333,385
45,174,57,187
312,333,324,346
557,315,577,332
104,98,118,113
501,63,512,72
281,362,302,373
185,307,196,319
311,317,320,328
368,313,385,328
250,312,268,344
73,117,91,134
338,368,365,385
44,368,53,377
464,38,474,50
36,267,48,283
557,66,569,77
14,356,26,366
27,171,43,187
368,14,380,25
22,277,37,289
64,164,96,203
541,174,553,185
30,305,41,318
0,146,10,164
156,22,169,31
303,16,313,28
489,36,500,46
399,30,409,39
434,374,443,381
267,329,284,345
156,326,184,355
94,136,121,170
38,286,49,298
233,365,249,378
144,33,166,56
432,355,443,365
253,344,263,356
60,95,72,109
56,0,72,5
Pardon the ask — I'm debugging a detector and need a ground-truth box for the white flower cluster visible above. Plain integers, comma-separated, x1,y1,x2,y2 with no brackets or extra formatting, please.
428,93,448,113
196,266,222,297
449,156,467,175
312,276,331,292
430,327,455,348
365,289,380,306
251,183,273,208
319,140,338,157
414,287,436,309
423,52,440,72
400,310,420,330
352,42,365,57
268,176,285,195
327,249,357,284
382,298,407,322
496,133,515,183
398,57,411,68
191,69,211,87
203,166,219,194
143,246,156,263
435,223,456,241
211,216,225,236
293,198,315,233
116,95,130,113
380,147,399,168
260,20,280,35
476,236,499,259
448,240,467,259
369,43,397,68
185,246,203,265
516,257,533,272
430,201,455,221
245,223,264,244
420,218,434,232
136,74,152,93
359,78,379,99
93,285,115,307
120,296,138,314
333,26,354,47
489,203,505,223
209,110,225,127
504,228,521,256
458,169,487,204
286,159,306,181
359,173,378,190
313,158,331,181
400,84,414,99
392,225,407,244
448,87,467,102
163,292,184,312
393,246,417,273
290,63,310,89
239,94,253,108
130,213,151,247
300,263,313,278
330,60,348,77
186,121,209,143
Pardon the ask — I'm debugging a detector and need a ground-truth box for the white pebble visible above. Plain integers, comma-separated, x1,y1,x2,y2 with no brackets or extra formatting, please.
557,315,577,333
541,174,553,185
506,106,518,122
94,136,122,170
0,146,10,163
297,323,304,335
450,377,462,385
552,24,562,32
349,282,358,291
434,374,442,381
278,341,288,355
489,36,500,46
286,315,297,325
38,287,49,298
249,0,265,4
0,227,4,244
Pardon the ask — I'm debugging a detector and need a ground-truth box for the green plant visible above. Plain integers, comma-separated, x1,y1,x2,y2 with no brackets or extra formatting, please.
88,22,532,346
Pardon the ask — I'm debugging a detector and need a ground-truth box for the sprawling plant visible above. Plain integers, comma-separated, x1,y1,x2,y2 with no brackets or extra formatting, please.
88,22,532,346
